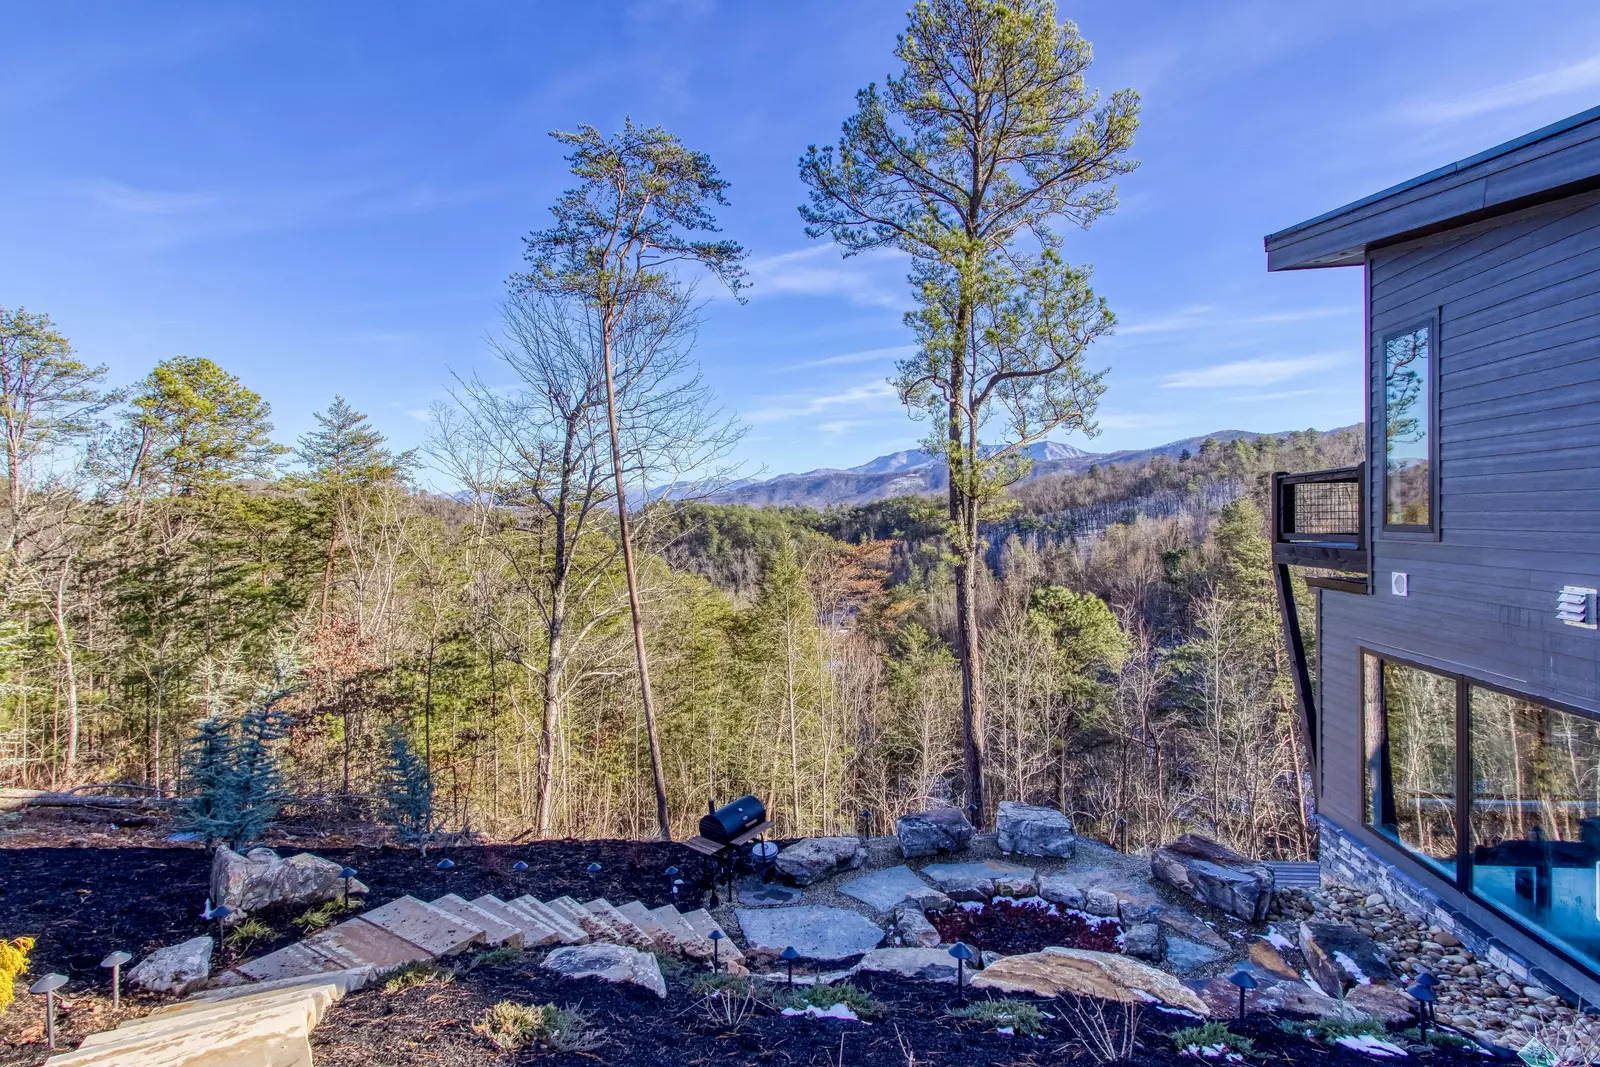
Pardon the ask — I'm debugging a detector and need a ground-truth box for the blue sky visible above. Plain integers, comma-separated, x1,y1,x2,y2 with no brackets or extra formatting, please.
5,2,1600,481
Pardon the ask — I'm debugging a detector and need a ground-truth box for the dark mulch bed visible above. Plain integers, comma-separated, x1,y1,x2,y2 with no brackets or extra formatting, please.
0,841,703,985
313,956,1493,1067
928,899,1122,956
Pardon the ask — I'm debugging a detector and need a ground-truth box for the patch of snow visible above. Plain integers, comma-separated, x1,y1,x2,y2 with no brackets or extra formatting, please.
1153,1005,1205,1018
1334,950,1374,985
781,1003,863,1022
1333,1034,1408,1057
958,901,986,912
1228,929,1245,939
1263,928,1294,951
996,1026,1014,1035
1302,971,1325,995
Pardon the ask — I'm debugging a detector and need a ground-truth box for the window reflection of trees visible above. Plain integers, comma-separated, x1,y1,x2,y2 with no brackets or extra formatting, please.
1366,656,1457,871
1384,326,1430,526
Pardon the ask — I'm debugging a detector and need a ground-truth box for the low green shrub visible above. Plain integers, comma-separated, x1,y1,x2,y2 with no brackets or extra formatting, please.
777,981,881,1019
1400,1028,1473,1050
223,918,275,951
470,946,523,969
948,997,1044,1036
382,961,454,994
1171,1021,1256,1057
472,1001,603,1052
292,897,358,933
690,971,754,997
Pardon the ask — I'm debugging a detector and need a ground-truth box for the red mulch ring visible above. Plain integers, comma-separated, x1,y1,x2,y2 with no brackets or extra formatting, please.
927,898,1123,955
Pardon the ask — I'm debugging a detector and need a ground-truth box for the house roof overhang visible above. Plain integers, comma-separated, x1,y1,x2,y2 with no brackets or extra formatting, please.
1264,104,1600,272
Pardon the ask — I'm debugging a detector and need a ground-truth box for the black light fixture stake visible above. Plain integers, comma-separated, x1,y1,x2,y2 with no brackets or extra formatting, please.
710,928,724,974
1227,969,1257,1021
30,974,68,1052
100,950,132,1010
781,945,799,989
436,857,454,896
949,942,974,996
338,867,358,910
1411,980,1437,1042
666,866,680,899
212,904,236,955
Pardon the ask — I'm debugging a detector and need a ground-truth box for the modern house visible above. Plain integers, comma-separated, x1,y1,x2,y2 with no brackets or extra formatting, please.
1265,105,1600,1003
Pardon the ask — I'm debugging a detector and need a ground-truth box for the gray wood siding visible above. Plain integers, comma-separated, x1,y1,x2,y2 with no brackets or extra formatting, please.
1317,188,1600,996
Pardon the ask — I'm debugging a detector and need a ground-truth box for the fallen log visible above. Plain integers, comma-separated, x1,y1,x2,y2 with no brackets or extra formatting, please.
0,788,179,813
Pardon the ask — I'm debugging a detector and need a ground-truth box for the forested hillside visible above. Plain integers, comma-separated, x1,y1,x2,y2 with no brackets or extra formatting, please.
0,305,1359,862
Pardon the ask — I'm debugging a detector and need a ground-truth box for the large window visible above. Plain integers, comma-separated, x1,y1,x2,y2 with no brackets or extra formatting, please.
1471,688,1600,973
1364,656,1458,875
1362,650,1600,975
1382,321,1435,530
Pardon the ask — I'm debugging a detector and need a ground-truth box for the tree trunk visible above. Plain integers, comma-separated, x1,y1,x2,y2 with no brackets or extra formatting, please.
599,326,672,842
537,600,565,836
52,564,78,775
786,624,801,831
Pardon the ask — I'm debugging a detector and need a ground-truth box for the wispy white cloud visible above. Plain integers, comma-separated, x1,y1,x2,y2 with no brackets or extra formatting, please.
1396,52,1600,125
1161,353,1345,389
743,379,898,425
777,344,915,372
740,243,909,309
82,178,485,248
1117,304,1352,336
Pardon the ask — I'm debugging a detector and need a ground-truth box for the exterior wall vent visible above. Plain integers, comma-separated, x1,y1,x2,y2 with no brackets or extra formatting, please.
1557,585,1597,629
1390,572,1409,597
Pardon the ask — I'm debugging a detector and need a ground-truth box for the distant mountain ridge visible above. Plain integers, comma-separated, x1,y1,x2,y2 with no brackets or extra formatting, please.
707,429,1322,509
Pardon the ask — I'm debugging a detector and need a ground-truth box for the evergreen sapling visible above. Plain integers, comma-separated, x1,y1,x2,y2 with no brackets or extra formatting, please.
382,724,440,848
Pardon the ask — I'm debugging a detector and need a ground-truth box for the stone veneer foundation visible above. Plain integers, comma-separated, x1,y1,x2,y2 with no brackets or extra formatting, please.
1315,816,1580,998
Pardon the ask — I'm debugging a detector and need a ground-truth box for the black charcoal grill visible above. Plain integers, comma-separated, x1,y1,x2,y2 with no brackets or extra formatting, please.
700,795,766,845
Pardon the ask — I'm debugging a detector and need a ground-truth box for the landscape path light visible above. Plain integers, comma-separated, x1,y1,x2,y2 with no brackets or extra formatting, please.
100,950,132,1009
709,928,724,973
211,904,236,955
30,973,68,1052
949,942,974,994
781,945,799,989
1410,982,1437,1043
435,857,454,894
1227,969,1257,1020
586,861,602,874
666,866,680,898
511,860,528,872
338,867,358,909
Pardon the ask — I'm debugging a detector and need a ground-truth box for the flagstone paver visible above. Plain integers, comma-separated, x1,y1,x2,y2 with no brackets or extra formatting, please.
837,864,934,912
736,904,884,961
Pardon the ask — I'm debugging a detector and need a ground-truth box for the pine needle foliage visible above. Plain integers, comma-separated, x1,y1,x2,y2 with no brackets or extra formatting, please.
381,724,439,846
178,681,293,849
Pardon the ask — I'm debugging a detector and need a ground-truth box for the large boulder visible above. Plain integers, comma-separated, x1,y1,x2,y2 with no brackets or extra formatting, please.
128,936,213,995
892,904,941,949
774,837,865,887
1195,974,1348,1021
920,860,1036,902
542,943,666,998
853,947,958,983
1150,834,1274,921
896,807,973,858
211,846,368,915
995,801,1077,858
736,905,884,962
1299,921,1395,996
971,947,1209,1015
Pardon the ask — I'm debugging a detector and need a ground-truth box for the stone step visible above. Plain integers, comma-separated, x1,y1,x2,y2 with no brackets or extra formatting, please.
175,968,373,1009
304,917,434,971
547,895,618,942
428,894,523,948
472,894,563,947
46,994,317,1067
144,983,335,1027
584,898,655,948
681,907,745,964
616,900,675,945
646,902,704,953
224,940,347,986
512,895,589,945
359,894,484,957
98,986,330,1045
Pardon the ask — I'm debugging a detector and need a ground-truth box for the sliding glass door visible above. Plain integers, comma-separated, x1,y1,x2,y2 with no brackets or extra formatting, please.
1362,651,1600,975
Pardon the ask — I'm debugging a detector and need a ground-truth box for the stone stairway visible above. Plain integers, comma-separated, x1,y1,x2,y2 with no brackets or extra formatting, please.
47,892,739,1066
